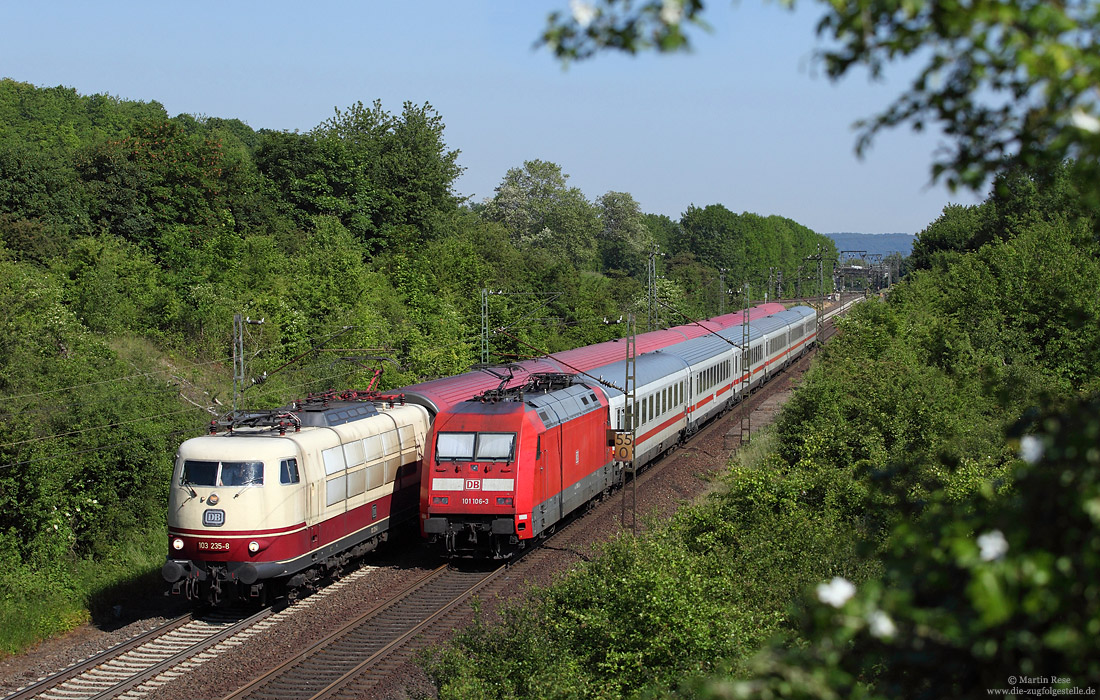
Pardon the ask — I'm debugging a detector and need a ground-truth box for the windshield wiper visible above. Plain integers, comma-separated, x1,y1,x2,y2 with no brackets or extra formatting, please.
234,477,262,496
180,479,198,498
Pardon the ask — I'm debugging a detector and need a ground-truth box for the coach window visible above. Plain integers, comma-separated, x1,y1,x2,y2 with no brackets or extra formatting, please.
280,458,300,484
436,432,475,462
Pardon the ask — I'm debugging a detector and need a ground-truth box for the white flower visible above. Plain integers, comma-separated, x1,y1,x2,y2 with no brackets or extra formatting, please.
977,529,1009,562
570,0,597,28
867,609,897,638
816,577,856,607
660,0,683,25
1071,109,1100,134
1019,435,1044,465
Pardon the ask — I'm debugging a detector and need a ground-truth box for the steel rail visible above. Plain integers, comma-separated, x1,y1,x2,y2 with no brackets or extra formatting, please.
4,607,273,700
2,613,194,700
220,563,501,700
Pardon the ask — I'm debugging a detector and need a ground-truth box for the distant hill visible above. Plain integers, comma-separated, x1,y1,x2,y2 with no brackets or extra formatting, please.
825,233,916,258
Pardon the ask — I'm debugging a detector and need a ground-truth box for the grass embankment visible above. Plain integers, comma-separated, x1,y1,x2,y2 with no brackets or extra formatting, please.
0,527,166,657
424,425,880,698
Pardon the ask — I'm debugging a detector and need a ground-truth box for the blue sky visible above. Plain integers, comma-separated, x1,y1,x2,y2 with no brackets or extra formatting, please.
1,1,984,234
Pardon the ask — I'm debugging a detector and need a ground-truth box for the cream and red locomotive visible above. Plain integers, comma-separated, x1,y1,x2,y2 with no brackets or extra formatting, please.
163,395,430,604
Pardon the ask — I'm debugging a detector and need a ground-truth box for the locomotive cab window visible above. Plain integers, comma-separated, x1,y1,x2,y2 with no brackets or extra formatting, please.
436,432,476,461
280,458,300,485
221,461,263,486
182,459,264,487
182,460,217,486
475,433,516,462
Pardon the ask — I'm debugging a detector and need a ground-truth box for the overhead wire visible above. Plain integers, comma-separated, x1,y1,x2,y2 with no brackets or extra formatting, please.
0,355,234,403
0,322,367,406
0,369,359,471
0,312,618,465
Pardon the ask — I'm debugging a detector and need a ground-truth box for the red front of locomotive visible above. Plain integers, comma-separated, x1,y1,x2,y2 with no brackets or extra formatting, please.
422,377,616,558
420,401,544,557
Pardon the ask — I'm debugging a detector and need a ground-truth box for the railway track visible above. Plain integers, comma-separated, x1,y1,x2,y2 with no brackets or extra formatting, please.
2,566,384,700
220,490,614,700
221,564,495,700
3,608,270,700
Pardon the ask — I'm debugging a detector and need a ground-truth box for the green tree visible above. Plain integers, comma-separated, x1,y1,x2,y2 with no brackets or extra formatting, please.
481,159,600,268
909,203,986,271
597,190,653,275
643,212,682,252
677,203,740,271
307,99,463,250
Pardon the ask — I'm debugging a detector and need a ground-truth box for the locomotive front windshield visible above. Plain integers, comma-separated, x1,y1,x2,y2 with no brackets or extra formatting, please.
475,433,515,461
182,460,264,486
435,432,515,462
436,433,475,461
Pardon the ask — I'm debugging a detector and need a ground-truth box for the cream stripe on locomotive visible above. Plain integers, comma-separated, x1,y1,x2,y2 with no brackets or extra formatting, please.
429,477,517,491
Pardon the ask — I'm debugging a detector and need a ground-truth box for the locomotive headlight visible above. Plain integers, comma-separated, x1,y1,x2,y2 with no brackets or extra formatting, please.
248,541,260,553
172,538,185,551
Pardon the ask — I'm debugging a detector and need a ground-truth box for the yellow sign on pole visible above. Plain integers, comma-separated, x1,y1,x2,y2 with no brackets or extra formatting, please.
614,431,635,462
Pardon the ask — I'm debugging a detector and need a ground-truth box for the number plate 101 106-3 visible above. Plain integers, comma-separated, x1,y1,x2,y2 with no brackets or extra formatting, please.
203,509,225,527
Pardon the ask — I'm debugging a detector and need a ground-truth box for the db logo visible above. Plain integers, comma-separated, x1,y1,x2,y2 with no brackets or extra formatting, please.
465,479,481,490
